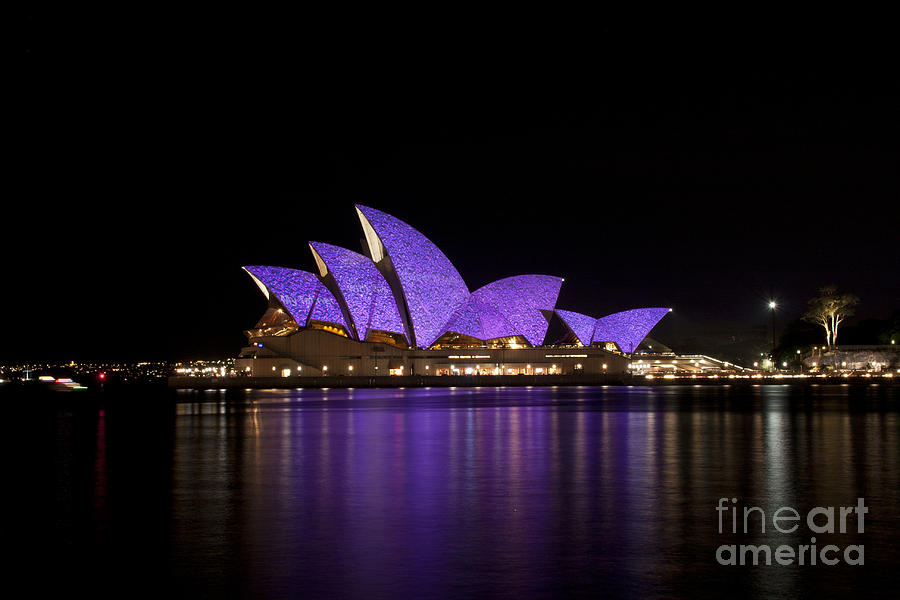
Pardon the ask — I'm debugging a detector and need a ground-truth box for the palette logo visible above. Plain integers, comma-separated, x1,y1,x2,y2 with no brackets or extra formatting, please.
714,498,866,566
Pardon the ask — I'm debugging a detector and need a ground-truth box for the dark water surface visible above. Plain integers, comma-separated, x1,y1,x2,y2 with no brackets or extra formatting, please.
23,384,900,598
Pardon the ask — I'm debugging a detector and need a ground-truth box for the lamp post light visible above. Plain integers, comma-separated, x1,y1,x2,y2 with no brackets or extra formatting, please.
768,301,777,371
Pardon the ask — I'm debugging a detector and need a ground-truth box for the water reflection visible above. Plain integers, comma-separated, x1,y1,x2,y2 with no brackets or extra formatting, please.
44,384,900,598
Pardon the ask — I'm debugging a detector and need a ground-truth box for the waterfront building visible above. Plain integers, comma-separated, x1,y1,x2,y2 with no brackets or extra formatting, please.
627,339,749,375
235,205,670,377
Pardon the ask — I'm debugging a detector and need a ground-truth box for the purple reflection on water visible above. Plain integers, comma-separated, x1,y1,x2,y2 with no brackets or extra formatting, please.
162,385,899,598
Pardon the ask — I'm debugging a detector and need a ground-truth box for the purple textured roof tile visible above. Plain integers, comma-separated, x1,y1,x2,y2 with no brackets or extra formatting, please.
307,284,348,328
243,265,346,329
308,242,406,342
591,307,670,353
473,299,519,340
442,297,517,341
356,205,470,347
441,297,485,339
471,275,563,346
554,309,596,346
368,282,408,342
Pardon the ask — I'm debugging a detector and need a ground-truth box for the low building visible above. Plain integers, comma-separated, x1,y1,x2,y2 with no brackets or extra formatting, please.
626,339,749,375
237,329,627,377
802,345,900,372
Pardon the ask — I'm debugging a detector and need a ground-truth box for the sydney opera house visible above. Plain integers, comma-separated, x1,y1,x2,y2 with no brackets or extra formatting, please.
234,205,670,378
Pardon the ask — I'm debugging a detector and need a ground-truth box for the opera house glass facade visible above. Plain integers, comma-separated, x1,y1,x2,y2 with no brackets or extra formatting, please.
235,206,670,377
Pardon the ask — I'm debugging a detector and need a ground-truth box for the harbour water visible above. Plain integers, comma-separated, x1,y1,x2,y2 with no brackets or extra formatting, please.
23,384,900,598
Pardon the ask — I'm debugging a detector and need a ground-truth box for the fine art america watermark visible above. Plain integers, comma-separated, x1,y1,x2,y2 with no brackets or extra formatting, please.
715,498,866,566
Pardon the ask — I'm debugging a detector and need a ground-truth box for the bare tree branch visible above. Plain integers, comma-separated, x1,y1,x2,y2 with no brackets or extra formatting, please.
802,285,859,348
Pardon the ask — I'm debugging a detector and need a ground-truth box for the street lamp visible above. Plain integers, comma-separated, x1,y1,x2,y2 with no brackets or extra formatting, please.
768,301,777,371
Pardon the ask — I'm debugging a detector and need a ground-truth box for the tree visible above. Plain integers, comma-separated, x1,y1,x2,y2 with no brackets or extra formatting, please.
802,297,833,347
802,285,859,348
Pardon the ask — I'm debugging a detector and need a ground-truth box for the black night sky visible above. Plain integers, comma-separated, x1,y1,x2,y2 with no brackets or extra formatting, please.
7,24,899,363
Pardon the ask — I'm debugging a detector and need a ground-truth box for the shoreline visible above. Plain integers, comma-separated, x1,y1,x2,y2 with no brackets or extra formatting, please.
168,373,897,389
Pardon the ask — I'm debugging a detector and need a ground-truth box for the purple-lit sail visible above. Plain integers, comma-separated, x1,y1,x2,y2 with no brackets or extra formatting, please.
554,309,596,346
243,266,319,326
368,282,408,341
355,205,470,348
307,284,348,328
246,208,667,350
591,307,670,353
442,297,516,341
473,299,519,340
441,297,483,339
308,242,406,342
243,265,346,329
472,275,563,346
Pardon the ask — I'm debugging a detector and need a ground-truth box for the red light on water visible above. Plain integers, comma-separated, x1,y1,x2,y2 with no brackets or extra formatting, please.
98,372,106,380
